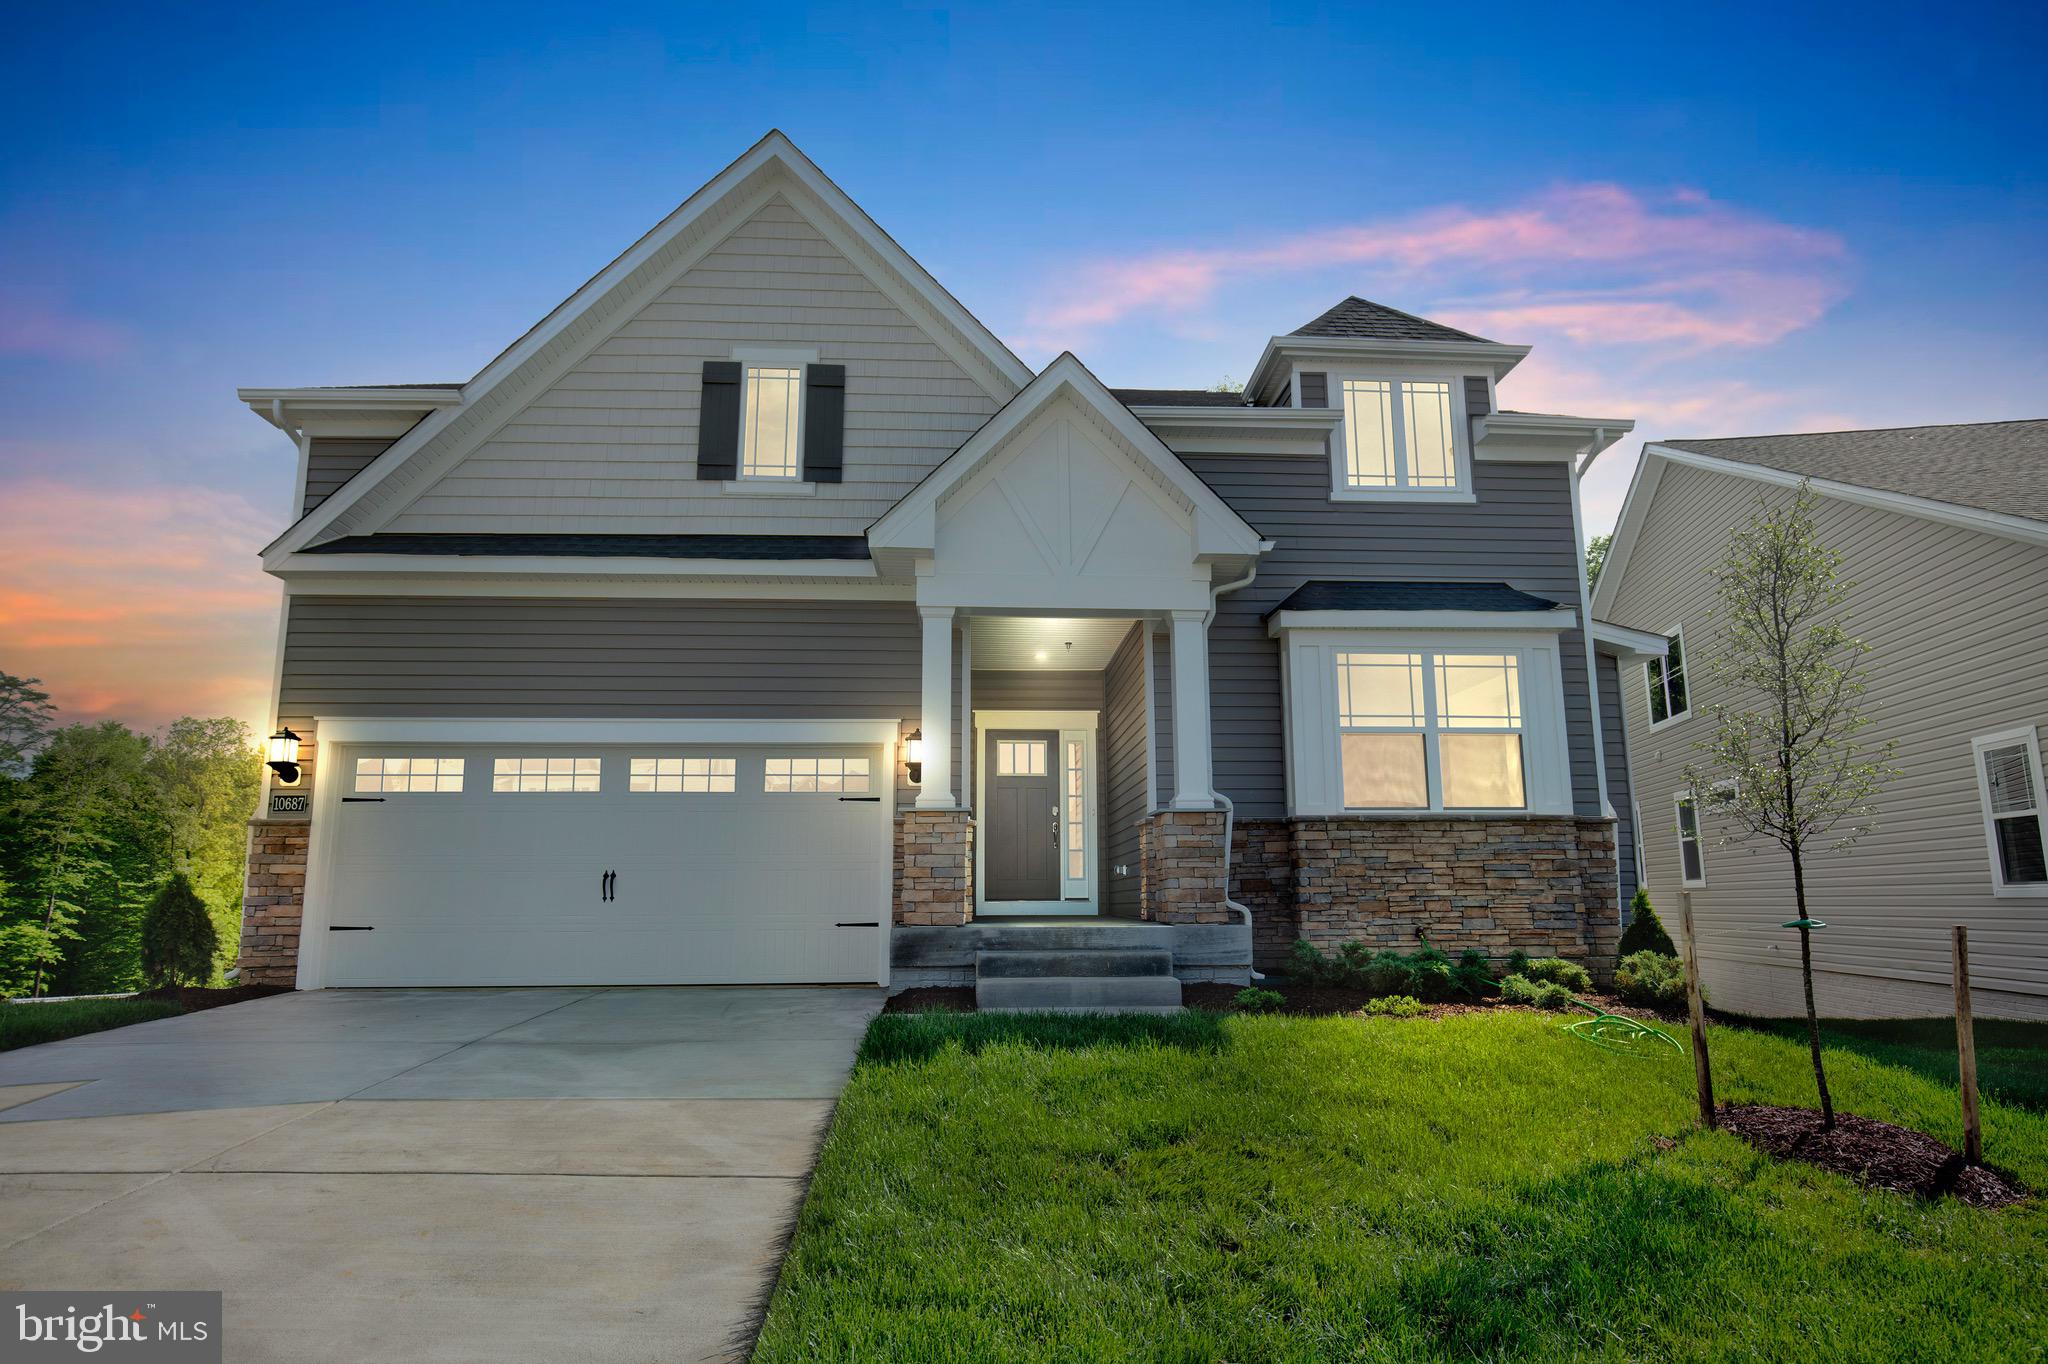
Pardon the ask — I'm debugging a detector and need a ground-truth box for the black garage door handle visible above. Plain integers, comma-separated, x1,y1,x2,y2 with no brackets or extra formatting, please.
329,925,375,931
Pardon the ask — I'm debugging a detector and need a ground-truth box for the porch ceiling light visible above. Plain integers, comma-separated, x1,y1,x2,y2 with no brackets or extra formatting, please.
266,727,302,786
904,728,925,785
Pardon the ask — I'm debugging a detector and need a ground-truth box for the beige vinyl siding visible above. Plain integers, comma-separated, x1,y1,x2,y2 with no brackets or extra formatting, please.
1609,460,2048,1019
385,196,998,536
303,438,395,514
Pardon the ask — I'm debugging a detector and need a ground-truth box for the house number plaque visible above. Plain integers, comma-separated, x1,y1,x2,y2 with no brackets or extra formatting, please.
269,793,310,815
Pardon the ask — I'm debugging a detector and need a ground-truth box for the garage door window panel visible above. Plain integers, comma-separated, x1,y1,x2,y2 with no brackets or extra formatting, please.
629,757,737,793
765,756,870,794
493,756,602,793
354,757,464,793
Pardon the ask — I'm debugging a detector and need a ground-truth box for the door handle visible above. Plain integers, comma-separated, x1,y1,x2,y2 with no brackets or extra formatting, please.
1051,803,1060,850
601,869,616,902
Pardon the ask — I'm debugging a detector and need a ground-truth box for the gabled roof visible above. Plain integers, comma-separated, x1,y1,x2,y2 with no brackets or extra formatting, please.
1110,388,1253,408
1592,418,2048,619
867,352,1268,560
1290,296,1494,345
259,131,1034,564
1265,580,1560,617
1659,419,2048,524
300,533,870,560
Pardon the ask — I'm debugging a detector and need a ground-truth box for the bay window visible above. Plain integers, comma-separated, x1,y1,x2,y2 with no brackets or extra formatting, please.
1337,650,1527,810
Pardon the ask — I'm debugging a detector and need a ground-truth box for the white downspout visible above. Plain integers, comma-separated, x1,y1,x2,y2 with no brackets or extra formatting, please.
1204,557,1264,942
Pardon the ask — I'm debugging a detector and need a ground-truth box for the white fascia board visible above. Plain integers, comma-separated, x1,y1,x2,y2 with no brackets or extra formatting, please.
1473,412,1633,464
313,716,903,747
1127,406,1343,457
276,569,912,602
1653,443,2048,550
272,552,881,579
868,354,1267,559
1592,620,1670,657
1245,335,1533,401
262,131,1031,560
1267,607,1579,636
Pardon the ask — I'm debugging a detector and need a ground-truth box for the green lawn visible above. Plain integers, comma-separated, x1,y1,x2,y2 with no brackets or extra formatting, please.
754,1009,2047,1363
0,998,185,1051
1725,1013,2048,1110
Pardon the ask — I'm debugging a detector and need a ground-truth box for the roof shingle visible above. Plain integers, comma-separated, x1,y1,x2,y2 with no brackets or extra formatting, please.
1110,388,1252,408
1266,580,1562,617
1659,420,2048,524
1289,296,1494,345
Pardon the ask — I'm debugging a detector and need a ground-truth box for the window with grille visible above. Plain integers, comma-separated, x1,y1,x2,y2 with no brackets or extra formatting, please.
492,756,601,793
628,757,736,794
764,756,870,794
354,757,464,794
1335,650,1525,810
1975,729,2048,893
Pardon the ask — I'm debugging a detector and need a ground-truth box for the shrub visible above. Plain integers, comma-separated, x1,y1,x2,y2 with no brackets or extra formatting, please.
140,873,218,988
1287,940,1495,1001
1499,973,1575,1011
1364,994,1428,1018
1614,950,1689,1008
1234,987,1286,1014
1617,888,1677,959
1514,956,1592,994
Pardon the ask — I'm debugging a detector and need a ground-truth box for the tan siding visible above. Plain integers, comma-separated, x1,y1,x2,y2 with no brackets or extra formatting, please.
1609,460,2048,1018
386,196,998,535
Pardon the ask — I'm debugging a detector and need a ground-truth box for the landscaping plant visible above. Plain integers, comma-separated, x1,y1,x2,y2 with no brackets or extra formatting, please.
1363,994,1428,1018
1499,974,1575,1011
1686,482,1898,1128
140,872,218,987
1287,940,1494,1001
1503,951,1592,994
1616,887,1676,958
1233,987,1285,1014
1614,950,1688,1008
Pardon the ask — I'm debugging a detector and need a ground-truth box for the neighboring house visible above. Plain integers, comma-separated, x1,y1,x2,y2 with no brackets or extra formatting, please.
235,132,1636,1004
1594,420,2048,1021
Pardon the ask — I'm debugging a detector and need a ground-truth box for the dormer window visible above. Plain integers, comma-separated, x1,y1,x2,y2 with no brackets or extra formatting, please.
1340,377,1460,492
741,364,805,480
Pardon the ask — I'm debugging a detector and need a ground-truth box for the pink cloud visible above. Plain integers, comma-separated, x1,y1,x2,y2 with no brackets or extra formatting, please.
1020,183,1848,356
0,295,132,363
0,478,278,735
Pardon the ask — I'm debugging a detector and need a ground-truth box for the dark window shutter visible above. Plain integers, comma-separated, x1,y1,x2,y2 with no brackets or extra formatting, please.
803,363,846,484
697,360,741,480
1299,372,1329,408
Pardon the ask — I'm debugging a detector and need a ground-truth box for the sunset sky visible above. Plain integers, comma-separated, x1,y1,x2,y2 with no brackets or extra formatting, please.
3,2,2042,737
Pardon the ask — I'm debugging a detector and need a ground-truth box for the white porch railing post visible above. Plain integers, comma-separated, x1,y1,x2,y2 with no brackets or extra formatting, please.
1169,608,1215,809
918,605,956,809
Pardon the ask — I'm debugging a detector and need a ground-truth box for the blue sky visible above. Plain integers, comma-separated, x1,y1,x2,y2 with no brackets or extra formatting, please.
2,1,2043,731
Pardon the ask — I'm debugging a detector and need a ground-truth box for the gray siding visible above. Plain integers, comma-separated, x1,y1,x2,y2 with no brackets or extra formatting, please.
387,196,1000,536
1189,454,1601,820
1598,651,1639,908
1102,625,1148,916
1608,460,2048,1018
1463,375,1491,419
1151,626,1174,801
303,438,393,514
971,670,1104,712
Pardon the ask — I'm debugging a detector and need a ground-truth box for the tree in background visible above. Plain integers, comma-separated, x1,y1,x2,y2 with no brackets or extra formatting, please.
141,871,218,987
1584,532,1612,589
0,673,56,776
0,723,165,996
148,717,262,969
1684,483,1896,1129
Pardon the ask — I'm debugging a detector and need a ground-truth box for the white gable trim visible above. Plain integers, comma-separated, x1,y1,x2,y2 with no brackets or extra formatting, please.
261,131,1033,564
868,352,1269,562
1593,442,2048,620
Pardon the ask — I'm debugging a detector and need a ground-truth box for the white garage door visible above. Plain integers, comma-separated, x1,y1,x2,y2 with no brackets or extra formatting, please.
319,742,889,986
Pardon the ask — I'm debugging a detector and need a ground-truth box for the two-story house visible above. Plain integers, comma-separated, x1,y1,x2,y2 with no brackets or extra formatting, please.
1594,419,2048,1021
236,132,1636,1009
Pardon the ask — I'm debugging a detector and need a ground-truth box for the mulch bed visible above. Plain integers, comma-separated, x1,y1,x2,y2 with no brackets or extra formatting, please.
881,986,975,1014
134,983,292,1013
1717,1103,2028,1208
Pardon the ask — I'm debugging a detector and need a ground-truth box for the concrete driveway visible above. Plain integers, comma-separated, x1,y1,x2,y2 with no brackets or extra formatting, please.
0,986,881,1363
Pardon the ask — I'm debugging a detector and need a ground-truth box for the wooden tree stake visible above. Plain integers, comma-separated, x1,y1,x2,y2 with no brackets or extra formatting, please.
1680,892,1715,1127
1952,925,1982,1165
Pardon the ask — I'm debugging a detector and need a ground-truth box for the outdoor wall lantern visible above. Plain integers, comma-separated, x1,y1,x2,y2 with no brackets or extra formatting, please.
904,729,925,785
266,727,302,786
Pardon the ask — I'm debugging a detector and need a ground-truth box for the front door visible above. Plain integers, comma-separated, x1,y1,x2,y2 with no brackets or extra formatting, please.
984,730,1060,902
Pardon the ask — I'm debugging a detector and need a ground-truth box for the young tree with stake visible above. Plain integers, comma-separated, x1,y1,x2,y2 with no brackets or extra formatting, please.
1685,482,1896,1128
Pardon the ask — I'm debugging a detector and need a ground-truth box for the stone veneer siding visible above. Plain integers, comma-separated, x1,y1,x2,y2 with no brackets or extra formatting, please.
1138,811,1231,924
894,809,975,925
1291,816,1620,976
1230,817,1297,969
239,820,308,986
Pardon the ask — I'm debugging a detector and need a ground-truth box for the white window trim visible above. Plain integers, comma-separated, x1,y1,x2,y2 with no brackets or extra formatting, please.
1645,623,1691,730
1971,725,2048,898
1674,791,1707,888
1315,367,1476,504
731,345,818,484
1273,628,1574,817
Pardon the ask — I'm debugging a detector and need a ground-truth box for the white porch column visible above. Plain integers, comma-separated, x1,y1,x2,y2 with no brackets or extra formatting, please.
917,605,956,809
1169,608,1215,809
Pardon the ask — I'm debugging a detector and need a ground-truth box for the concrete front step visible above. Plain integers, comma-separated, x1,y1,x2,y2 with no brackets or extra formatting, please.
980,1004,1187,1016
976,948,1173,979
952,919,1174,953
975,975,1184,1012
